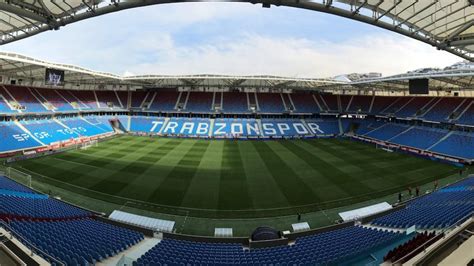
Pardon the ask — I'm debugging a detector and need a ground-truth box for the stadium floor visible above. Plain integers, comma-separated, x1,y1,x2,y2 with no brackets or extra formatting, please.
11,135,458,218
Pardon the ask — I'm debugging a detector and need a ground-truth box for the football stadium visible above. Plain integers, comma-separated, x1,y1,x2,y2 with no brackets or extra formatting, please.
0,1,473,265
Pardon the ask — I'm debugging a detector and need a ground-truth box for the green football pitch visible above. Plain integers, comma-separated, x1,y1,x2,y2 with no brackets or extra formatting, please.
11,136,458,218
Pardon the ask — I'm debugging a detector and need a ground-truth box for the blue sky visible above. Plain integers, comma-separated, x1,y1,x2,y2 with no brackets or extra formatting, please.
1,3,462,77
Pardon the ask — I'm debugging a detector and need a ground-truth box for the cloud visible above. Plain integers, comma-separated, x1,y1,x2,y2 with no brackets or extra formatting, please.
121,33,461,77
0,3,462,78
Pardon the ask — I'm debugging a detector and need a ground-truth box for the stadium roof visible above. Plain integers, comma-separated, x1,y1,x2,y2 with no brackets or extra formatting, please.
348,68,474,91
0,52,343,90
0,1,473,61
0,51,473,91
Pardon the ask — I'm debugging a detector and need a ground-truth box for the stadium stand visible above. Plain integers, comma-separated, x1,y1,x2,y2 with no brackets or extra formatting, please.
130,91,148,108
257,93,286,113
185,92,213,112
429,132,474,159
0,175,37,194
0,158,472,265
343,118,385,135
96,91,121,109
130,116,166,133
56,90,88,110
0,175,144,265
318,94,338,112
421,97,465,122
290,93,320,113
3,86,48,113
70,91,97,110
383,231,437,263
10,218,144,265
59,117,112,137
456,102,474,125
281,93,295,111
0,122,42,153
260,119,312,137
372,178,474,229
127,117,343,138
213,118,260,138
0,87,473,161
381,97,414,115
340,95,351,112
370,96,397,115
162,117,211,137
364,124,410,141
389,127,448,150
148,91,179,112
0,98,14,113
0,87,473,126
0,196,91,220
223,92,249,113
304,119,340,136
83,116,114,132
117,91,128,109
136,226,402,265
21,119,80,145
34,88,75,112
394,97,433,118
346,95,372,113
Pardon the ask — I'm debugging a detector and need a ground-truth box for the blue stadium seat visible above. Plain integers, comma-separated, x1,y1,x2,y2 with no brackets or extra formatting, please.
136,226,402,265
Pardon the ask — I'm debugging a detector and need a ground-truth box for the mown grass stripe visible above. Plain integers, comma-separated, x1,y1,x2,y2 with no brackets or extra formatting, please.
180,140,224,210
288,140,375,198
251,141,318,207
147,140,208,206
217,140,252,210
238,141,290,209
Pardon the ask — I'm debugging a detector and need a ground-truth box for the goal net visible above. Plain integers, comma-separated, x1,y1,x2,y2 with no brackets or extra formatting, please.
79,140,99,150
376,144,394,153
6,167,32,188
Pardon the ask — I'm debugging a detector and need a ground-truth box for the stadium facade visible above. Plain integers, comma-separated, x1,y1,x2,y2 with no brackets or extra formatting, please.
0,52,472,265
0,1,473,265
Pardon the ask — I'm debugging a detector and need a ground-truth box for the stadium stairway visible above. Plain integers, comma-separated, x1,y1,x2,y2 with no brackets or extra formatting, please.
127,115,132,131
115,91,125,109
14,121,46,146
312,94,323,112
97,236,161,266
338,119,344,135
361,122,387,136
160,117,170,134
139,91,150,109
427,131,455,151
54,90,79,111
93,90,100,109
452,100,473,122
28,87,51,112
420,98,442,118
208,118,215,137
386,125,415,142
146,92,158,111
300,119,315,137
52,118,71,132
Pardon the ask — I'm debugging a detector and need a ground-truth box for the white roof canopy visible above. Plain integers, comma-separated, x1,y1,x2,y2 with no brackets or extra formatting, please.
0,52,473,92
0,1,472,61
0,52,344,90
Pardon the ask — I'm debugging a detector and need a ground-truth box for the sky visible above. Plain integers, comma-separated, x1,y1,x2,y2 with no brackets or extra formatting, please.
0,2,463,78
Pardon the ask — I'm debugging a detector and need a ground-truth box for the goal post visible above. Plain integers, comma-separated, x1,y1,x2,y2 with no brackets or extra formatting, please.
376,143,394,153
6,167,32,188
78,139,99,150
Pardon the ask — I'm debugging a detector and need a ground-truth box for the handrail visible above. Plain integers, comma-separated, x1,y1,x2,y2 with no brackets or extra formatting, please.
0,220,65,266
392,210,474,265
